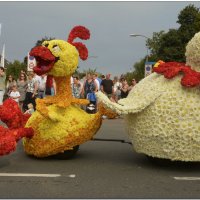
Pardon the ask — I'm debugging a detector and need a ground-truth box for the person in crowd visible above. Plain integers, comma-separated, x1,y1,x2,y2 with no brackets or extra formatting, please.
79,74,86,94
9,85,20,104
82,73,98,110
129,78,137,92
17,72,28,111
33,72,40,85
113,76,122,102
37,74,47,99
101,74,105,81
23,72,38,111
96,74,102,85
24,103,34,115
92,73,100,91
0,67,6,104
72,76,82,99
120,78,129,99
5,74,16,99
100,73,114,99
20,69,28,79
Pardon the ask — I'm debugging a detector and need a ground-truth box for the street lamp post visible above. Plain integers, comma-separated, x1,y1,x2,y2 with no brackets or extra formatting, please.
129,34,150,63
130,34,155,77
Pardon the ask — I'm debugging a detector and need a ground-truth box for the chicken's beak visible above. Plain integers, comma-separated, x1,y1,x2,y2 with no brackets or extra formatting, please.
30,46,56,75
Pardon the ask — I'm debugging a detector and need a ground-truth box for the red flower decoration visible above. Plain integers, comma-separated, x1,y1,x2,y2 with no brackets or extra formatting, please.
0,99,34,156
67,26,90,60
0,127,16,156
153,62,200,88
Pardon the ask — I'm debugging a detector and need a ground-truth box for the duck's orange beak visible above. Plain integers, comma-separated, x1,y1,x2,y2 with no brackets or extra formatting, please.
30,46,56,75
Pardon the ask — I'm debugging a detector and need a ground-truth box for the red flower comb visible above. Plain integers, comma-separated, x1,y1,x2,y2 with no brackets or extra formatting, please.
67,26,90,60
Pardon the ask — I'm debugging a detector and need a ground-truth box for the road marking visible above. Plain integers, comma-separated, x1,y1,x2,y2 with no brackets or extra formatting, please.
174,177,200,180
68,174,76,178
0,173,61,177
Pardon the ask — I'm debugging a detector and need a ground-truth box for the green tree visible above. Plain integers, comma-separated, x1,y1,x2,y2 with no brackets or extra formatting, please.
5,60,26,80
147,4,200,63
157,29,183,62
123,58,146,83
177,4,200,35
146,31,165,59
177,4,200,59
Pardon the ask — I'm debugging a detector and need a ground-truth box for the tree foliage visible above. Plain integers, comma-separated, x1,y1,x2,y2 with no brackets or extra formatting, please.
147,4,200,63
126,4,200,82
5,60,27,80
73,68,102,79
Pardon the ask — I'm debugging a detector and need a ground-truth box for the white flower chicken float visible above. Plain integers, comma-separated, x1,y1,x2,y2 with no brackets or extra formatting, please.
96,32,200,161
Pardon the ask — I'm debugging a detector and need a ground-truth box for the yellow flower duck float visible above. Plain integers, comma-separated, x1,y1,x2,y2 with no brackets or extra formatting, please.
22,26,102,158
96,32,200,162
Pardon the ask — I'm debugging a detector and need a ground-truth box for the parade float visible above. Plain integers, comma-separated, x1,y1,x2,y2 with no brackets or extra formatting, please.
0,26,104,158
96,31,200,162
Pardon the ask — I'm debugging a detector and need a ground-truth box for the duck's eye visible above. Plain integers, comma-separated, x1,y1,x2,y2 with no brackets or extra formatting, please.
52,45,60,52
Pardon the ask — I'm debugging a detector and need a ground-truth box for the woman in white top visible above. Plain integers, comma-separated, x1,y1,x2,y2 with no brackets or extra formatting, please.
113,76,122,102
9,85,20,103
23,72,38,111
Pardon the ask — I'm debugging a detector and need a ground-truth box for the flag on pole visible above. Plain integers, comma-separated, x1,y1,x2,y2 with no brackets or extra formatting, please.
27,52,36,72
0,44,5,68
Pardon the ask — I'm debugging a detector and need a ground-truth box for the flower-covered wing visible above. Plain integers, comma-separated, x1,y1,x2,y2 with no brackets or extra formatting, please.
96,73,165,115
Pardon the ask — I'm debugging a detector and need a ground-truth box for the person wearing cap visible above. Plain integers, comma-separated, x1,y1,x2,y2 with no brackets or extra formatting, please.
0,66,6,105
100,73,114,99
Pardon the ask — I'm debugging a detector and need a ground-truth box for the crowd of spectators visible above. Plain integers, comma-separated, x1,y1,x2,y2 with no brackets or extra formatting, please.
71,72,137,113
0,68,137,115
0,69,56,115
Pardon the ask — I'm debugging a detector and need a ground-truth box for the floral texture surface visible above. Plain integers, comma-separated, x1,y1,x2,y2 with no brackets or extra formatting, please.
24,104,101,157
96,32,200,161
23,26,103,157
0,99,34,156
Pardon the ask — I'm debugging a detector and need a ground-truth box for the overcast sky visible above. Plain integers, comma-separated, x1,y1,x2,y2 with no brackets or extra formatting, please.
0,1,199,77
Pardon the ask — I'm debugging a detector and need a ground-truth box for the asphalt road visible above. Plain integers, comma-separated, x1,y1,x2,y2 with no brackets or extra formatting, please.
0,118,200,198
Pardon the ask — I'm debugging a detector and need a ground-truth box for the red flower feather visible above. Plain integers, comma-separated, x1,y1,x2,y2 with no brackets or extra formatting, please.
67,26,90,60
0,99,34,156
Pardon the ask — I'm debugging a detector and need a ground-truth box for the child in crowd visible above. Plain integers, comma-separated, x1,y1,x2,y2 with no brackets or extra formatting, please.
9,85,20,104
24,103,34,115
